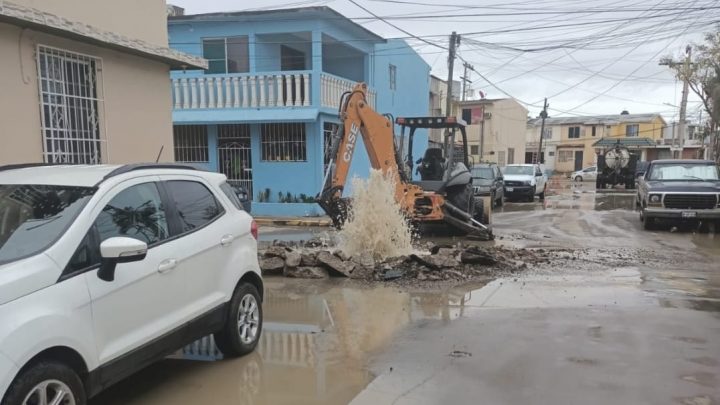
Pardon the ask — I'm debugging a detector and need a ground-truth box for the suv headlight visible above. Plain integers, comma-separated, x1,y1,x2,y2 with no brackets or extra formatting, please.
649,194,662,205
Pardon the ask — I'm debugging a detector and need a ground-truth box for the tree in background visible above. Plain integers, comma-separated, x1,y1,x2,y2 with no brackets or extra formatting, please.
664,28,720,162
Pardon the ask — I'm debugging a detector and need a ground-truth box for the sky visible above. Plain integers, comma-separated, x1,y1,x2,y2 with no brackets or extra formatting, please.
169,0,718,122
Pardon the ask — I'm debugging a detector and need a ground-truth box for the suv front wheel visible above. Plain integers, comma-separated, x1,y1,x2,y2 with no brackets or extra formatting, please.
214,283,263,358
2,362,86,405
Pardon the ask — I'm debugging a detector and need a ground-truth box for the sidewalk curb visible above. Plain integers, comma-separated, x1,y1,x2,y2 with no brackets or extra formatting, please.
255,217,332,227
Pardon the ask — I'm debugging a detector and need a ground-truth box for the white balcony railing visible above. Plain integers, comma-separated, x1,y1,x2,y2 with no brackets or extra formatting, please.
172,71,311,110
320,73,376,110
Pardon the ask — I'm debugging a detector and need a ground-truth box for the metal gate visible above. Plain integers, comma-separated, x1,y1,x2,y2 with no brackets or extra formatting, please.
218,124,253,197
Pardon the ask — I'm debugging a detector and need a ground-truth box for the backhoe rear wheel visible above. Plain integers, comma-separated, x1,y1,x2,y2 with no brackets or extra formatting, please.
473,197,489,225
446,184,474,236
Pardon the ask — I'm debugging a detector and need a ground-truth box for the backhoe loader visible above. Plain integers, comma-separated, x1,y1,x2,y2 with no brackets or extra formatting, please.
316,83,492,240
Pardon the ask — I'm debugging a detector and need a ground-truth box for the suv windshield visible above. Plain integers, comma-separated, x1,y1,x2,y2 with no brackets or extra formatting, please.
648,164,720,181
503,166,534,176
0,185,95,265
471,167,494,179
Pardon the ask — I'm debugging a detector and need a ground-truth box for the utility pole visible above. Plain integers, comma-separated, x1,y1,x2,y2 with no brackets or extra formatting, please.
537,98,549,164
445,31,459,118
461,62,473,101
677,45,691,159
660,45,692,159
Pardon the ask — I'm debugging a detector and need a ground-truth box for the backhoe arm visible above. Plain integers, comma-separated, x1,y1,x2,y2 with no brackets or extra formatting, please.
317,83,413,226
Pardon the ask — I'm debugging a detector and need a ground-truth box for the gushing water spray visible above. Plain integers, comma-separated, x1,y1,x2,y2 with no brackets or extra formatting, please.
337,169,414,261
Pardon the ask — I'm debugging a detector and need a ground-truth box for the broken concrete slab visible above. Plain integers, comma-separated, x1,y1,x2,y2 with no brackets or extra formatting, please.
260,256,285,274
300,253,318,267
285,251,302,268
460,247,498,265
317,251,355,277
263,245,289,259
284,266,328,279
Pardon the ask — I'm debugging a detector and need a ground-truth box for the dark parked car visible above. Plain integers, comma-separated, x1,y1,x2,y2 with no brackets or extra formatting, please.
637,159,720,230
471,163,504,207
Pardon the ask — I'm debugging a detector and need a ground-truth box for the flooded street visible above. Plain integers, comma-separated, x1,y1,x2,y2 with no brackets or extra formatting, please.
93,180,720,405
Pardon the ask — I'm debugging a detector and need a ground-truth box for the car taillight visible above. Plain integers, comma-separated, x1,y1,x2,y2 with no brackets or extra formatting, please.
251,220,258,240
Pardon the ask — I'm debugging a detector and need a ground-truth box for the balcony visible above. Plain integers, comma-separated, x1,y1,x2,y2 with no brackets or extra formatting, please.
171,72,375,113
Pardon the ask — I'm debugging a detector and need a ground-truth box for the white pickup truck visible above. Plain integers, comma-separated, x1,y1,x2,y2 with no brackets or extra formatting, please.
502,164,548,202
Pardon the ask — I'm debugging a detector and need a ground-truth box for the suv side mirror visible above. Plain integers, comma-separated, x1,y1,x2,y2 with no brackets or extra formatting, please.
98,237,148,282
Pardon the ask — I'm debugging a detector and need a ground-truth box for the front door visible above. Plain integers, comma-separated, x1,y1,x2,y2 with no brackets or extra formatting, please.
574,151,584,171
85,179,185,365
218,124,253,197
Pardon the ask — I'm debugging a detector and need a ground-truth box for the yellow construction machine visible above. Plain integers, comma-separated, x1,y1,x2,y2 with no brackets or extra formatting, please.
316,83,492,240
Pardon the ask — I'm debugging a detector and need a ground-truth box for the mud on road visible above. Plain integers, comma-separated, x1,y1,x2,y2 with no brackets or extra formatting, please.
93,182,720,405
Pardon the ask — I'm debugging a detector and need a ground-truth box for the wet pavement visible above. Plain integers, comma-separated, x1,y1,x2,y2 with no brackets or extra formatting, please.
92,180,720,404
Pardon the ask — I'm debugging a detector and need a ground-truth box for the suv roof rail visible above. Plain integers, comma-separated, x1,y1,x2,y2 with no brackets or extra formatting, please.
0,163,63,172
101,163,199,182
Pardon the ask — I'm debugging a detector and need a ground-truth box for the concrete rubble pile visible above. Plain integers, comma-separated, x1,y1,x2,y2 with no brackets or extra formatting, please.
259,238,549,281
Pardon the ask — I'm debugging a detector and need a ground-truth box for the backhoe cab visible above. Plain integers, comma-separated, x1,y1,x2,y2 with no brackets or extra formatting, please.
317,83,492,240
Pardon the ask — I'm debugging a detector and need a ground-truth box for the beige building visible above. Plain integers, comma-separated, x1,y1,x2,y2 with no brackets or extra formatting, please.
0,0,204,165
455,98,528,167
428,75,460,145
526,112,667,173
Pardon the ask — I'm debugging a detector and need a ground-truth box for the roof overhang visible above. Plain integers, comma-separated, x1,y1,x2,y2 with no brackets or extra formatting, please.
592,137,656,148
0,1,206,69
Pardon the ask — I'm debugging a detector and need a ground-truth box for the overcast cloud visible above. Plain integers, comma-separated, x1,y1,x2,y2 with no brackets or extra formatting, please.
169,0,717,121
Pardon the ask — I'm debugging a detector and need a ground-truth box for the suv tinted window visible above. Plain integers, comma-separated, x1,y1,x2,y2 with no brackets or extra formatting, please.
165,181,223,232
96,183,169,245
0,185,94,265
220,182,243,210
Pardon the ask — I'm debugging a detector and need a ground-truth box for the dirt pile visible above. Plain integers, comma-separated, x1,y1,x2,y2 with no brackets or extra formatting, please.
259,239,549,282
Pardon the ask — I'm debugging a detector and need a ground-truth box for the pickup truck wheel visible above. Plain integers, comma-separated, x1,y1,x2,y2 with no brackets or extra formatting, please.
214,283,263,358
539,185,546,201
641,211,655,230
2,362,86,405
527,187,536,202
574,175,583,182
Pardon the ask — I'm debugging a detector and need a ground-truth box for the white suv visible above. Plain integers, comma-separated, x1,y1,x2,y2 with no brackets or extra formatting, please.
0,164,263,405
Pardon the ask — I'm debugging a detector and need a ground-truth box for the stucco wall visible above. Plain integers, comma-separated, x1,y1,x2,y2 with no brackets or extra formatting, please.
18,0,169,46
0,23,174,165
463,99,527,166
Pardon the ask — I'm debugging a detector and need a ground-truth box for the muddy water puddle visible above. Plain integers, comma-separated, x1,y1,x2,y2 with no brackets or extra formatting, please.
92,279,490,405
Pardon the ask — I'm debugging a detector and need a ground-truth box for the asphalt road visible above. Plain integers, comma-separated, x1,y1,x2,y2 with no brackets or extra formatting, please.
93,181,720,405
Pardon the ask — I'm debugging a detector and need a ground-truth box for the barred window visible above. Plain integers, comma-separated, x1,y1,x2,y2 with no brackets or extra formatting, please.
173,125,208,162
38,46,103,164
558,150,574,162
261,123,306,162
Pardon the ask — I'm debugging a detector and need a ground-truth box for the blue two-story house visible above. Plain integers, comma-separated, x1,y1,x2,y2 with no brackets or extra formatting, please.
168,7,430,216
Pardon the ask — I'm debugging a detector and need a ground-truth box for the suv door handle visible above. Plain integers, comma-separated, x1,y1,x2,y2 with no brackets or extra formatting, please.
220,234,234,247
157,259,177,274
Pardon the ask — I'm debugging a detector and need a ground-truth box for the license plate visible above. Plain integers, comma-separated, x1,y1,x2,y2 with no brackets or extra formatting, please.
682,211,697,218
506,187,514,192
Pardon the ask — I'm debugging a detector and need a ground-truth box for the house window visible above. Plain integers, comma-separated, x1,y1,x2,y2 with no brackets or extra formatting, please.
568,126,580,139
389,64,397,90
323,122,339,170
261,123,307,161
548,151,555,157
558,150,574,162
542,127,552,139
173,125,208,162
626,124,639,137
507,148,515,164
591,126,596,137
203,36,249,74
462,108,472,124
38,46,103,164
470,145,479,155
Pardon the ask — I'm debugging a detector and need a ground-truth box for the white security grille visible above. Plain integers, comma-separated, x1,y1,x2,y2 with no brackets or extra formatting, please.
218,124,253,196
261,123,307,162
173,125,208,162
37,46,104,164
